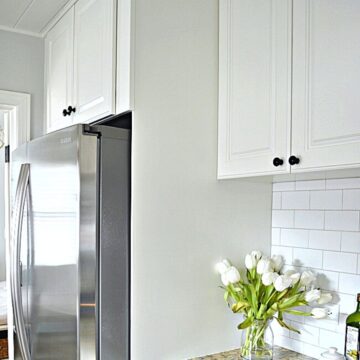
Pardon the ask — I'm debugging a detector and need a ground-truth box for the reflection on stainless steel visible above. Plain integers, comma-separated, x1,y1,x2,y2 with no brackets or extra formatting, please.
11,125,130,359
11,164,31,360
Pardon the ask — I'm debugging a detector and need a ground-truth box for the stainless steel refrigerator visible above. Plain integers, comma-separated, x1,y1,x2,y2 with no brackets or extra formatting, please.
10,124,130,360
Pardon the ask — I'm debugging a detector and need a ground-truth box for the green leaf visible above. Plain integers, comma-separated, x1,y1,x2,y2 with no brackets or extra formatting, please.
237,317,253,330
274,317,301,334
224,291,229,303
284,309,311,317
232,301,249,313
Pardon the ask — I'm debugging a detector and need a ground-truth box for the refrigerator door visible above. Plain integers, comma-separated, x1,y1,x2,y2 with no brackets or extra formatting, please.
12,125,98,359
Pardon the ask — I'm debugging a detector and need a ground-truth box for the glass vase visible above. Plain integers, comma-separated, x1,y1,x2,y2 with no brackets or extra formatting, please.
240,319,274,360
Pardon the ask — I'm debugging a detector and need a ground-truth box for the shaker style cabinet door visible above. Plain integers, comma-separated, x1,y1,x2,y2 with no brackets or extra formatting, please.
218,0,292,179
73,0,116,124
292,0,360,172
45,8,75,133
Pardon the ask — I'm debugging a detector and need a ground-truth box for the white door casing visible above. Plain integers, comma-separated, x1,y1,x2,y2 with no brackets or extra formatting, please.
0,89,31,360
218,0,292,179
292,0,360,172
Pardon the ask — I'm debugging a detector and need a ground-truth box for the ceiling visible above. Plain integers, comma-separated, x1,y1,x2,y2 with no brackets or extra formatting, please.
0,0,70,36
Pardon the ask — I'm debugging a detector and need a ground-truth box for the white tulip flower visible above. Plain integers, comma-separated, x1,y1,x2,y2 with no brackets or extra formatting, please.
274,275,292,292
300,271,316,287
289,272,301,285
257,258,274,275
318,293,332,305
271,254,284,272
262,272,279,286
311,307,329,319
245,254,257,270
215,259,231,275
251,250,262,261
226,266,241,284
305,289,322,303
221,272,230,286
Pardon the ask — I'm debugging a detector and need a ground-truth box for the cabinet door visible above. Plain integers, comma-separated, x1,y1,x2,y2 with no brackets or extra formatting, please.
45,8,74,133
73,0,116,124
218,0,292,179
292,0,360,172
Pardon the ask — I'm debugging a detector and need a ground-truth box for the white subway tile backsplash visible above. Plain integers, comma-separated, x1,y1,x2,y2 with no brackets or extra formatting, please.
295,210,324,230
323,251,357,273
310,190,342,210
273,181,296,191
309,230,341,251
293,248,323,269
325,211,359,231
295,180,325,191
338,293,357,315
326,178,360,189
343,189,360,210
341,232,360,253
290,322,319,346
271,245,293,265
272,192,281,209
339,273,360,295
282,191,310,209
271,177,360,357
281,229,309,247
272,228,281,245
315,270,339,291
272,210,294,228
319,329,345,353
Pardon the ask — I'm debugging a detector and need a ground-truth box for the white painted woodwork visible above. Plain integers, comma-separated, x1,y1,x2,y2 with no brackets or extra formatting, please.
0,0,69,35
116,0,134,114
292,0,360,172
44,8,74,133
218,0,292,178
73,0,116,124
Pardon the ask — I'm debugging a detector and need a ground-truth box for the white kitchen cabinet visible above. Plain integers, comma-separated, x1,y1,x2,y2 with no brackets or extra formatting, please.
44,0,133,133
218,0,360,179
218,0,292,179
291,0,360,172
73,0,116,124
44,8,75,133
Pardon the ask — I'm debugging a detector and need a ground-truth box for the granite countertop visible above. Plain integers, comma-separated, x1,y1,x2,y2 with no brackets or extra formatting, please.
191,346,315,360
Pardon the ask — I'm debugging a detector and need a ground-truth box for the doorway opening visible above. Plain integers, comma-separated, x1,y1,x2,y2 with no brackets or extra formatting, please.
0,90,30,360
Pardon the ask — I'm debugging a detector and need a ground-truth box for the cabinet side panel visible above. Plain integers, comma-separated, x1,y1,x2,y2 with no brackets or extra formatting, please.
99,131,130,360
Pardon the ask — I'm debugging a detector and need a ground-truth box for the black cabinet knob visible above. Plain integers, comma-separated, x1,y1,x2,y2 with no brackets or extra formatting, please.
288,155,300,165
63,109,68,117
273,157,284,167
67,105,76,114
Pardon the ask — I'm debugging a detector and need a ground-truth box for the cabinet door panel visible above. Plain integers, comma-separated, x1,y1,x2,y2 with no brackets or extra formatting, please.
73,0,115,124
45,8,74,133
218,0,292,178
292,0,360,172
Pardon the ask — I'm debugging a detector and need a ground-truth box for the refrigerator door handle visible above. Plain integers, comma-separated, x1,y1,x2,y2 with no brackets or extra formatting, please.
11,163,31,360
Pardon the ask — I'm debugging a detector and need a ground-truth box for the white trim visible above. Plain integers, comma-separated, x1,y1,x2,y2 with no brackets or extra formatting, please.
0,90,31,149
0,90,31,360
40,0,77,36
0,24,43,38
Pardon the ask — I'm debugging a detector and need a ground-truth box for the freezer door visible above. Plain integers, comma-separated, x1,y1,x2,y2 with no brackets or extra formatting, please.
12,125,98,360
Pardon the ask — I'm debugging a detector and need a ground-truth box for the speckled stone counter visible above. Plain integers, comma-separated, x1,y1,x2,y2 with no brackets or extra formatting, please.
191,346,315,360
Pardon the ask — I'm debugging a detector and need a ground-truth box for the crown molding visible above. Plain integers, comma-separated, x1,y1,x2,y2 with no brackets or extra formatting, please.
0,25,43,38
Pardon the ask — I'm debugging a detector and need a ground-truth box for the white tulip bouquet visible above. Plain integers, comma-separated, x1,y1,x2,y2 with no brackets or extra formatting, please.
215,250,332,358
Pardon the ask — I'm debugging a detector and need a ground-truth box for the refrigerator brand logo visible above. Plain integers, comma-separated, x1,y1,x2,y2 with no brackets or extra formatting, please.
60,137,72,144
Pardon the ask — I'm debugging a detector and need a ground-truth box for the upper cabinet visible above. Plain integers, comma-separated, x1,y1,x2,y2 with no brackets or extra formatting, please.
218,0,360,179
218,0,292,178
291,0,360,173
45,8,74,133
44,0,133,133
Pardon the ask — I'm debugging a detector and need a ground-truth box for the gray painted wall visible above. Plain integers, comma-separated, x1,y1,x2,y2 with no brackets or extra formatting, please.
0,112,4,281
0,30,44,139
131,0,272,358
